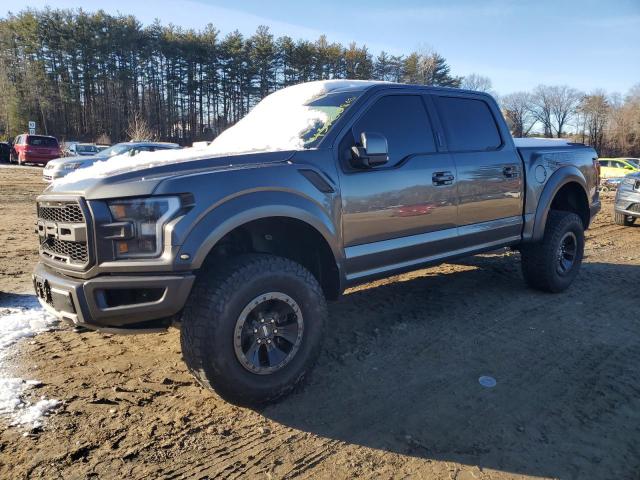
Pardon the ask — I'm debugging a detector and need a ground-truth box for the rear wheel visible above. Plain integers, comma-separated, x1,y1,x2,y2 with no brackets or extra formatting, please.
521,210,585,293
180,254,327,406
614,211,636,226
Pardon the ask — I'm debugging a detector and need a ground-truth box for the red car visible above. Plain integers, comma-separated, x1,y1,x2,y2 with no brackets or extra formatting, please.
10,134,61,165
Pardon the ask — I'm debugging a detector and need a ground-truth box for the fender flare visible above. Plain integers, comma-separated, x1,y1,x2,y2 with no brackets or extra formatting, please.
179,190,344,275
530,165,589,242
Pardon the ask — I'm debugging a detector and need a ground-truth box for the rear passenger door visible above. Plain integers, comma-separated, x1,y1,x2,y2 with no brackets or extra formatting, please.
432,94,524,247
338,93,458,282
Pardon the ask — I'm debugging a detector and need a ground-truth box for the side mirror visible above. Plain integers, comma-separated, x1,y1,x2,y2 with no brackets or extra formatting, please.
625,165,633,170
350,132,389,168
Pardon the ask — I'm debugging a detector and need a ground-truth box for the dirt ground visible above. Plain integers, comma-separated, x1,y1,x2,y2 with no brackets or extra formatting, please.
1,165,639,479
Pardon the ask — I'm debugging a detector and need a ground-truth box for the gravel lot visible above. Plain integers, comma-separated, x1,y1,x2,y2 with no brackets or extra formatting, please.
1,165,639,479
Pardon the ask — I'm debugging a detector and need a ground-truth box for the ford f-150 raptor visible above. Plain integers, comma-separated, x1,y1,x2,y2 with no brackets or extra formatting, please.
33,80,601,405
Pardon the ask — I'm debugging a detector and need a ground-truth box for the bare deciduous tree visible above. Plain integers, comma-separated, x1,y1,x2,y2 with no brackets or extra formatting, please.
462,73,494,94
604,84,640,156
548,85,583,137
576,91,609,153
501,91,535,137
126,111,154,142
530,85,555,137
529,85,583,138
95,133,111,145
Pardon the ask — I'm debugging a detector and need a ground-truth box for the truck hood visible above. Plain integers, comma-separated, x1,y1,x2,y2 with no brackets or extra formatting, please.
43,150,294,200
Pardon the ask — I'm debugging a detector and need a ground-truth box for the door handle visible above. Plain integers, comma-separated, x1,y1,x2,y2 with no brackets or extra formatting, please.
432,171,454,186
503,166,519,178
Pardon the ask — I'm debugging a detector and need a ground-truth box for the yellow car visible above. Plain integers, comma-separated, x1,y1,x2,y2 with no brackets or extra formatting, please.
598,158,640,179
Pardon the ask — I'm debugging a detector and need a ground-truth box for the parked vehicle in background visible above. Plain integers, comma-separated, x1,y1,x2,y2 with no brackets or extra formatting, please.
62,141,78,155
601,177,623,192
67,143,99,156
622,158,640,169
96,144,110,152
43,141,180,181
598,158,639,178
10,134,61,165
33,80,601,405
0,142,10,162
614,172,640,226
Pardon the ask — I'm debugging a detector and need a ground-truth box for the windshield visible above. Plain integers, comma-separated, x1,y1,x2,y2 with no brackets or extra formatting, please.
207,80,371,155
300,92,359,147
625,159,640,168
98,143,133,157
76,144,98,153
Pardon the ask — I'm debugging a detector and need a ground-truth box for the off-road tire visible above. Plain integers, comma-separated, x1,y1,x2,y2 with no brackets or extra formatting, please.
521,210,585,293
180,253,327,406
614,211,635,226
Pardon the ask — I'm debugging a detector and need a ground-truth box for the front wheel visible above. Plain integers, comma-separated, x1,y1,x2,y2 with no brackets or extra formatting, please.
180,254,327,406
520,211,585,293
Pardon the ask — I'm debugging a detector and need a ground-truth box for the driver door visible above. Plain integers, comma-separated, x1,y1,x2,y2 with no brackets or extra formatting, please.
338,94,458,283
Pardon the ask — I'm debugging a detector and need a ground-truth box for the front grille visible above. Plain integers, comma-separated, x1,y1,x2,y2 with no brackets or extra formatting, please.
38,204,84,223
41,238,88,262
37,199,90,267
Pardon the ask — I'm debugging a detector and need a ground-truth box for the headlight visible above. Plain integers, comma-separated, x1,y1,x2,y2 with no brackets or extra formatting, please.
107,196,181,259
62,162,83,170
623,177,636,185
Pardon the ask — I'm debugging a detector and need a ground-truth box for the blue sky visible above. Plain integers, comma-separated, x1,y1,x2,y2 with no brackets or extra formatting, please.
5,0,639,95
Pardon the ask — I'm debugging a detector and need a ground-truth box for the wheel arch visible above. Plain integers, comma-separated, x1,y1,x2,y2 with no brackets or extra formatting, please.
531,166,590,242
181,192,344,299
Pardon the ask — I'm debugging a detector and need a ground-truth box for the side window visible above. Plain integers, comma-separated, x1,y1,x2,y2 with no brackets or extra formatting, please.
599,160,608,167
351,95,436,165
434,96,501,152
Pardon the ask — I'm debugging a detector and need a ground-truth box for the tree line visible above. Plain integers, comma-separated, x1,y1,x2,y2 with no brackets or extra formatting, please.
464,75,640,157
0,8,637,158
0,8,461,145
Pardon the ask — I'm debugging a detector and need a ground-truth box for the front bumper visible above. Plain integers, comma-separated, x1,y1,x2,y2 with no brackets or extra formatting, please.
42,169,67,182
615,188,640,218
33,262,195,332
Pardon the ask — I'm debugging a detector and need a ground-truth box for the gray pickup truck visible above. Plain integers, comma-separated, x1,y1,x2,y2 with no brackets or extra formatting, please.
34,80,600,405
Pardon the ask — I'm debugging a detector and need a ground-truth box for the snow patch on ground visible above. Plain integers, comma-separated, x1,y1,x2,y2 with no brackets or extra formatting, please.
58,80,381,184
0,295,60,428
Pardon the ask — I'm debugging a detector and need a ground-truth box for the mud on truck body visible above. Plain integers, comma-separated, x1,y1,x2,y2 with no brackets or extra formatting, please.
34,80,601,405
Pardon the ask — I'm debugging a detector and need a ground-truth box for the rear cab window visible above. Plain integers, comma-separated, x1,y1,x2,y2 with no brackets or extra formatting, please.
433,96,502,152
350,95,436,165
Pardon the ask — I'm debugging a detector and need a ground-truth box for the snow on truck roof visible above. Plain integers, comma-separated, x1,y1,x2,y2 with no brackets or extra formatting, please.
57,80,384,184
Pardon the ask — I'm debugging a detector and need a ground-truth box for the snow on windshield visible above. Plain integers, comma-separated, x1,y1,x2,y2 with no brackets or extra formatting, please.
57,80,380,184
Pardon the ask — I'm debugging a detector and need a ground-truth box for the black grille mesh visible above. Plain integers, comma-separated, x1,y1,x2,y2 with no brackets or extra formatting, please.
38,204,84,223
42,238,88,262
37,201,88,265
